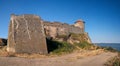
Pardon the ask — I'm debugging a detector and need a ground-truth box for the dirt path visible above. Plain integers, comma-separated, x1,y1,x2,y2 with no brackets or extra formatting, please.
0,52,117,66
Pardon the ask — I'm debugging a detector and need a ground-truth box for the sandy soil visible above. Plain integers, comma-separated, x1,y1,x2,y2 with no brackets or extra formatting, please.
0,51,117,66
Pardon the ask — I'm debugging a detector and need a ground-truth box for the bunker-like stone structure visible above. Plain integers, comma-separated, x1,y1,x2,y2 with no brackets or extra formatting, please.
7,14,48,54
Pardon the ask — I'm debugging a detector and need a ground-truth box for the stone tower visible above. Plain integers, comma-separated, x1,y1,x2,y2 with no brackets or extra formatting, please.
74,19,85,32
7,14,48,54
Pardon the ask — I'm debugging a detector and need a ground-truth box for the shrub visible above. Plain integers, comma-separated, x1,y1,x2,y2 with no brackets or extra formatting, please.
46,39,75,55
52,41,75,55
75,41,93,50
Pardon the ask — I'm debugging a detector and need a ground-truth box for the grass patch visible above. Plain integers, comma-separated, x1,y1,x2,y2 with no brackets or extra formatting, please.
51,42,75,55
75,41,93,50
46,39,75,55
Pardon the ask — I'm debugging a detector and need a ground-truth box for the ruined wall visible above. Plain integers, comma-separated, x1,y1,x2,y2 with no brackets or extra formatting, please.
43,20,91,43
43,21,83,39
7,14,48,54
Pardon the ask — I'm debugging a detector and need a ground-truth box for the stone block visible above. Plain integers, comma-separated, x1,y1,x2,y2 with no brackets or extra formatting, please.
7,14,48,54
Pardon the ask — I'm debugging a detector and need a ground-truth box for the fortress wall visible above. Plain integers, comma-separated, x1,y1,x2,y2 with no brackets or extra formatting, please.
43,21,84,38
7,14,92,54
7,14,48,54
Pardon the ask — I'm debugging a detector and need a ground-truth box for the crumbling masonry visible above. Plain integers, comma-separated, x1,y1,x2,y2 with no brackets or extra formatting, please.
7,14,91,54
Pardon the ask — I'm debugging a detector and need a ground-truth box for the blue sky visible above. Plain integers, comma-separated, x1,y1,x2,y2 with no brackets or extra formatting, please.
0,0,120,43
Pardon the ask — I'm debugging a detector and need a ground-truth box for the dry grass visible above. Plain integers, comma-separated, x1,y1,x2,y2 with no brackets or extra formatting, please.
0,46,48,58
76,49,105,58
105,52,120,66
0,45,105,59
0,46,9,57
65,49,105,62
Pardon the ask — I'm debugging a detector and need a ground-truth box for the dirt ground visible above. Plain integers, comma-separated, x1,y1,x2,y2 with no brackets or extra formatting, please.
0,50,117,66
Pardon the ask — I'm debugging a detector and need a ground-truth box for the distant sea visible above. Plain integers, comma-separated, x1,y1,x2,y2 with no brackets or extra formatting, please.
95,43,120,51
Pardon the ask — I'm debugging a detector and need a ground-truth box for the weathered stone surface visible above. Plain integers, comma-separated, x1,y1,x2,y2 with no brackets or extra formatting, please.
43,20,91,43
7,14,48,54
0,38,7,46
43,21,83,39
67,33,92,44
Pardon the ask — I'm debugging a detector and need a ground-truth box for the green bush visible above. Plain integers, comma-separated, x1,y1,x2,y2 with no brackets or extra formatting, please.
75,41,93,50
46,39,75,55
51,41,75,55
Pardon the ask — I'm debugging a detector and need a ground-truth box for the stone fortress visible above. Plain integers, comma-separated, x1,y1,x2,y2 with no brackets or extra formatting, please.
7,14,91,54
43,19,91,43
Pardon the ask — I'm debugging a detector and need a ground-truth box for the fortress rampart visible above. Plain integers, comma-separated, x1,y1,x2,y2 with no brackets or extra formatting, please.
43,20,85,39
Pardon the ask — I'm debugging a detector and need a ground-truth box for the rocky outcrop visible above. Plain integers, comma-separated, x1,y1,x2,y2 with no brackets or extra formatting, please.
0,38,7,46
67,33,92,44
7,14,48,54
